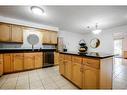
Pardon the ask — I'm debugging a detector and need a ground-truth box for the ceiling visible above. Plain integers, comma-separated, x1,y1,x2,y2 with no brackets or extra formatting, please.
0,6,127,33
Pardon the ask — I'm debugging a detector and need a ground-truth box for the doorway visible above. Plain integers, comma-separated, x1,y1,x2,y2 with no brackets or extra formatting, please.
114,39,123,57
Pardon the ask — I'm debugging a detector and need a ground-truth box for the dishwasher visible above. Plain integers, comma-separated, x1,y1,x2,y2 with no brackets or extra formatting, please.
43,51,54,67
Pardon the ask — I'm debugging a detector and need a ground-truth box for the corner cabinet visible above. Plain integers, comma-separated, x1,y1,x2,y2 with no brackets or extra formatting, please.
0,23,23,43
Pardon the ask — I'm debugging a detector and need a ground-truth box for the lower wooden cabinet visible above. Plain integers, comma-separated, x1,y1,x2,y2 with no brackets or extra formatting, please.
54,52,59,65
82,65,99,89
24,53,35,70
0,54,3,76
59,54,65,75
64,55,72,80
72,56,82,88
124,51,127,59
34,52,43,68
13,53,24,72
3,54,13,73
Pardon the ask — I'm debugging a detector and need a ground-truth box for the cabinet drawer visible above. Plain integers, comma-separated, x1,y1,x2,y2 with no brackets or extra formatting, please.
83,58,100,69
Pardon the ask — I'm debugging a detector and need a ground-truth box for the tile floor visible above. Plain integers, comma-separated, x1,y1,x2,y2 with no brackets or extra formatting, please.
0,66,78,90
0,57,127,90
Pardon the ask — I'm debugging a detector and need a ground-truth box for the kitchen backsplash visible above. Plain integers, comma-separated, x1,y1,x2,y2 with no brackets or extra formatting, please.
0,43,56,49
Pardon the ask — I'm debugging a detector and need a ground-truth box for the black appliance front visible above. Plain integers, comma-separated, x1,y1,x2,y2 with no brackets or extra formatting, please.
43,51,54,67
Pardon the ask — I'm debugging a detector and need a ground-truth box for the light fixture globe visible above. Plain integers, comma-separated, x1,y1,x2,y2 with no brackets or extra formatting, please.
92,23,102,34
92,29,102,34
31,6,44,15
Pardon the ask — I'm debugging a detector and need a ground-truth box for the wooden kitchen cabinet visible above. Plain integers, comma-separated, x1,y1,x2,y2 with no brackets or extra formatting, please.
11,25,23,43
72,56,83,88
42,30,51,44
12,53,24,72
64,55,72,80
59,54,65,75
82,65,99,89
0,54,3,76
50,31,57,44
24,53,35,70
0,23,11,42
54,52,59,65
124,51,127,59
34,52,43,68
3,54,13,73
42,29,58,44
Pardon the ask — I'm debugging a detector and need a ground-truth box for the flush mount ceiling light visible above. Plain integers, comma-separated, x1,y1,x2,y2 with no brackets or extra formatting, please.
92,23,102,35
31,6,44,15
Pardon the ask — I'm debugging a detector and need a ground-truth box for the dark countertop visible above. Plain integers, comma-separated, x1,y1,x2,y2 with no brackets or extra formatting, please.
0,48,56,53
59,51,114,59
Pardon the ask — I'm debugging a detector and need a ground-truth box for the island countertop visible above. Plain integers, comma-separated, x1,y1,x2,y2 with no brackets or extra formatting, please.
59,51,114,59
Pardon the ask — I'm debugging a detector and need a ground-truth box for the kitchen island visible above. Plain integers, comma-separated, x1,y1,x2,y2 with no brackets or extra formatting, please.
59,51,114,89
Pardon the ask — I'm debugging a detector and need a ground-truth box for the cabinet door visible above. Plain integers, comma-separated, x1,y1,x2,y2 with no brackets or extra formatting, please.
59,54,65,75
42,30,50,44
54,52,59,65
72,56,82,88
50,32,57,44
0,23,11,42
35,52,43,68
3,54,13,73
82,65,99,89
11,25,23,43
13,53,24,72
64,55,72,80
24,53,35,70
0,54,3,76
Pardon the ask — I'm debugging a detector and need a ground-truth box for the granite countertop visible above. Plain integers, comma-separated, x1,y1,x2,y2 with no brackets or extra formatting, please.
0,48,56,53
59,51,114,59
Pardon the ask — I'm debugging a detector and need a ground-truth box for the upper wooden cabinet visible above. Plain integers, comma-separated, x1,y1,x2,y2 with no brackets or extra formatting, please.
50,32,57,44
0,23,23,43
0,23,11,42
42,30,58,44
11,25,23,43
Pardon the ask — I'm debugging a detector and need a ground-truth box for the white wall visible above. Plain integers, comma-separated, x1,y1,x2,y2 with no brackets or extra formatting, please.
84,25,127,54
59,30,85,52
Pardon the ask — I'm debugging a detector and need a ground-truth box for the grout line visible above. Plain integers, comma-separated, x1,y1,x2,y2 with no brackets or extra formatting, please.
36,69,46,89
0,75,9,89
15,73,20,89
28,71,31,89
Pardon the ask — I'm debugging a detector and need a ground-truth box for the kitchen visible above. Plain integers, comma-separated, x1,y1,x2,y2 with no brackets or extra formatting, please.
0,6,127,90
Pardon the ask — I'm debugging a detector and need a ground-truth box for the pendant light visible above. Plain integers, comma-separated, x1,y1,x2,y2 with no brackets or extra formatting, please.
92,23,102,34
